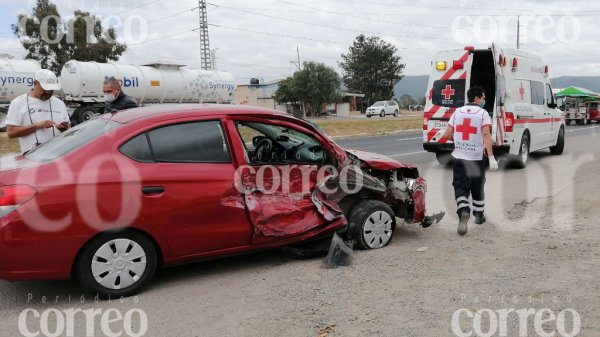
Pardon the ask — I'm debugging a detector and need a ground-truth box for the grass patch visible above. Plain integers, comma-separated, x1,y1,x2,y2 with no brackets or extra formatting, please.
0,133,20,155
312,117,422,138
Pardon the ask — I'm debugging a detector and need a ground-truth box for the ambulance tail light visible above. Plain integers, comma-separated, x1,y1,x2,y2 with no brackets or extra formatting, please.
423,118,428,130
452,60,464,70
544,65,549,76
512,58,518,71
505,112,515,132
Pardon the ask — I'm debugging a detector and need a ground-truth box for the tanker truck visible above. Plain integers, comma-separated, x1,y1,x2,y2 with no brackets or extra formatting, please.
0,58,236,129
0,58,41,131
60,60,236,124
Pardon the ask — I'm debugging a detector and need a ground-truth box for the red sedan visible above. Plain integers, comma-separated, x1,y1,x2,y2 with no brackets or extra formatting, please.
0,105,433,297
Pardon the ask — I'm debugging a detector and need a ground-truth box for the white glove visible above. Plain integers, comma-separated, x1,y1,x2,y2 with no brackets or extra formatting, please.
488,156,499,171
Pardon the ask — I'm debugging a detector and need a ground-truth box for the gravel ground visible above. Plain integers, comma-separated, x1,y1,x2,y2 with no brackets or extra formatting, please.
0,129,599,337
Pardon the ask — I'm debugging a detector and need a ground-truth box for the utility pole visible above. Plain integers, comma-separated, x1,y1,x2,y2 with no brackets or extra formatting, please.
289,46,301,71
516,15,520,49
198,0,212,70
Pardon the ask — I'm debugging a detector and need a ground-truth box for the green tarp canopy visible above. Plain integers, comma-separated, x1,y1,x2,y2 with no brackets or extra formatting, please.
555,86,599,98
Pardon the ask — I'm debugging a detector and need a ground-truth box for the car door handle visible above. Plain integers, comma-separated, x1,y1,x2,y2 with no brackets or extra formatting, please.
517,115,534,119
142,186,165,195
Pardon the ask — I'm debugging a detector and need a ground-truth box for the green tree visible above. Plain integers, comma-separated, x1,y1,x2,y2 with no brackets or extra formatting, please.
274,61,341,117
273,77,301,111
12,0,127,74
399,94,417,108
339,34,405,103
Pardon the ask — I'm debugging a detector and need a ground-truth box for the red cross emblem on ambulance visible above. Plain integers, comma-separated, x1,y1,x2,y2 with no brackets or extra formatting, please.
442,85,455,100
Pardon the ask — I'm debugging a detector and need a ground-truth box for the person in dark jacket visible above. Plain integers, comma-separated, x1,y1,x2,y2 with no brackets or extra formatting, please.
102,77,139,113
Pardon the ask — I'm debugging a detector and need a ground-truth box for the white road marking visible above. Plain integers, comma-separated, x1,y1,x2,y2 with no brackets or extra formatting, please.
394,136,423,142
389,150,427,157
566,125,600,133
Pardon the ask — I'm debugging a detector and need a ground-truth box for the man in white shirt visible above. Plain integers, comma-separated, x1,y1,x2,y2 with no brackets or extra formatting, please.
6,69,70,154
441,86,499,236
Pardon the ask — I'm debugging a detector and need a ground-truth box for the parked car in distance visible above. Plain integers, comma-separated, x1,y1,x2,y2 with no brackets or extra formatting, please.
0,104,433,297
366,100,400,118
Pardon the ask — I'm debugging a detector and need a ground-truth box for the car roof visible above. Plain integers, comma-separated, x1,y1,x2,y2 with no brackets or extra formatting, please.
106,104,289,124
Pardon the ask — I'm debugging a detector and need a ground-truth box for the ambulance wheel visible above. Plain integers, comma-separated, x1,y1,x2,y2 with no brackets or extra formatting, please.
549,127,565,155
380,110,385,117
435,152,453,166
514,134,530,169
393,110,399,117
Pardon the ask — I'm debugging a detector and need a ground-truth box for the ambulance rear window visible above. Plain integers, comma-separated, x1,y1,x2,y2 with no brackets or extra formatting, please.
432,79,466,108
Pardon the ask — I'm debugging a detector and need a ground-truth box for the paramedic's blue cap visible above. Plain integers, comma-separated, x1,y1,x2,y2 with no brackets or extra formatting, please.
34,69,61,91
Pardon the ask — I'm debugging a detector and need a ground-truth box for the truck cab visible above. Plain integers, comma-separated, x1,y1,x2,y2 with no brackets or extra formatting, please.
423,44,565,168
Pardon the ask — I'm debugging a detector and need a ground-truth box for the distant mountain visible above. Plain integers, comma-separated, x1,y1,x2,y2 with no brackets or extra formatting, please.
393,75,428,100
393,75,600,99
551,76,600,93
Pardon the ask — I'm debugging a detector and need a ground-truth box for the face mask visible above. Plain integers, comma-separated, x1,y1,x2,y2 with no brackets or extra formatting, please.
105,94,116,103
478,100,486,108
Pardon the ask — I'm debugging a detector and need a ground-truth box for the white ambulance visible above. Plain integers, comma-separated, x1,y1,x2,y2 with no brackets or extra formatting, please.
422,44,565,168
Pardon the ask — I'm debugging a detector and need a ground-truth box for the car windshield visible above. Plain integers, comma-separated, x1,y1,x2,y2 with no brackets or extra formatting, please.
372,101,386,107
26,119,120,162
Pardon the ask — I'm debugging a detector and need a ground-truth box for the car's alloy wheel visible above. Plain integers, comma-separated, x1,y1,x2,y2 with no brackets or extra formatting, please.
92,239,147,290
393,110,399,117
76,231,158,298
380,110,385,117
362,210,393,249
347,200,396,250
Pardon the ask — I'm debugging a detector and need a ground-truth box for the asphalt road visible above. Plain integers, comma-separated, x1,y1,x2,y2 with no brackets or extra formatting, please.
337,123,600,165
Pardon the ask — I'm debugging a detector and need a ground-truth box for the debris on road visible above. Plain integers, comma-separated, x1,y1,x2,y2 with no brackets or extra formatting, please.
416,246,429,252
324,233,353,267
318,324,336,337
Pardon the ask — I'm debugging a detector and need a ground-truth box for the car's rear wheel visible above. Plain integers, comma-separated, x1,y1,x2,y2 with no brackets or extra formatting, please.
348,200,395,250
75,231,158,298
380,110,385,117
393,109,399,117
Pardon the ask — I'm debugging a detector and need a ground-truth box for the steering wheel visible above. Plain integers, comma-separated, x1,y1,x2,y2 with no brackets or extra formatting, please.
252,138,273,163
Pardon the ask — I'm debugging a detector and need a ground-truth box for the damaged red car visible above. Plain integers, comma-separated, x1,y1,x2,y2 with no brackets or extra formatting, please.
0,105,438,297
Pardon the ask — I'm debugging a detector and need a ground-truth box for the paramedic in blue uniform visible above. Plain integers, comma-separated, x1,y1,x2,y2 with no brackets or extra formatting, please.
441,86,499,236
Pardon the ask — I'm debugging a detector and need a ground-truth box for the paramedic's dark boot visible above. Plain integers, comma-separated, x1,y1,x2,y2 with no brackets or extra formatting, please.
457,212,470,236
474,213,486,225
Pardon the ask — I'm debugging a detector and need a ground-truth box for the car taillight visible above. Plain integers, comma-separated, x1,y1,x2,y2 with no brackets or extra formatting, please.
505,112,515,132
0,185,37,218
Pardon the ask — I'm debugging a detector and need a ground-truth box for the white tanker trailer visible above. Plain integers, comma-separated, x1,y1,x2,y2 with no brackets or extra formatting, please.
0,58,41,131
0,58,236,128
60,60,236,124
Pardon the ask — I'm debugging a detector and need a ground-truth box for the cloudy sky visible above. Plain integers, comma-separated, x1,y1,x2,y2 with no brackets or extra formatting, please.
0,0,598,84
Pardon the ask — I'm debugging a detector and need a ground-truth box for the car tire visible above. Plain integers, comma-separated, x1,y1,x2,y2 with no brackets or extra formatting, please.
348,200,395,250
367,115,372,118
435,152,453,166
549,127,565,155
75,106,100,125
393,110,399,117
514,134,530,169
0,108,7,132
380,110,385,117
75,231,158,298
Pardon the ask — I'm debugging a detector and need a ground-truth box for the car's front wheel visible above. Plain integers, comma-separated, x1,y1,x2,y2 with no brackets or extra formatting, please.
75,231,158,298
348,200,396,250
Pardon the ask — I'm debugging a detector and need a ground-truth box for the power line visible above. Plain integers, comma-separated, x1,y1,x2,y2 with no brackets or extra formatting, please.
275,0,494,30
206,2,452,41
128,28,199,46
